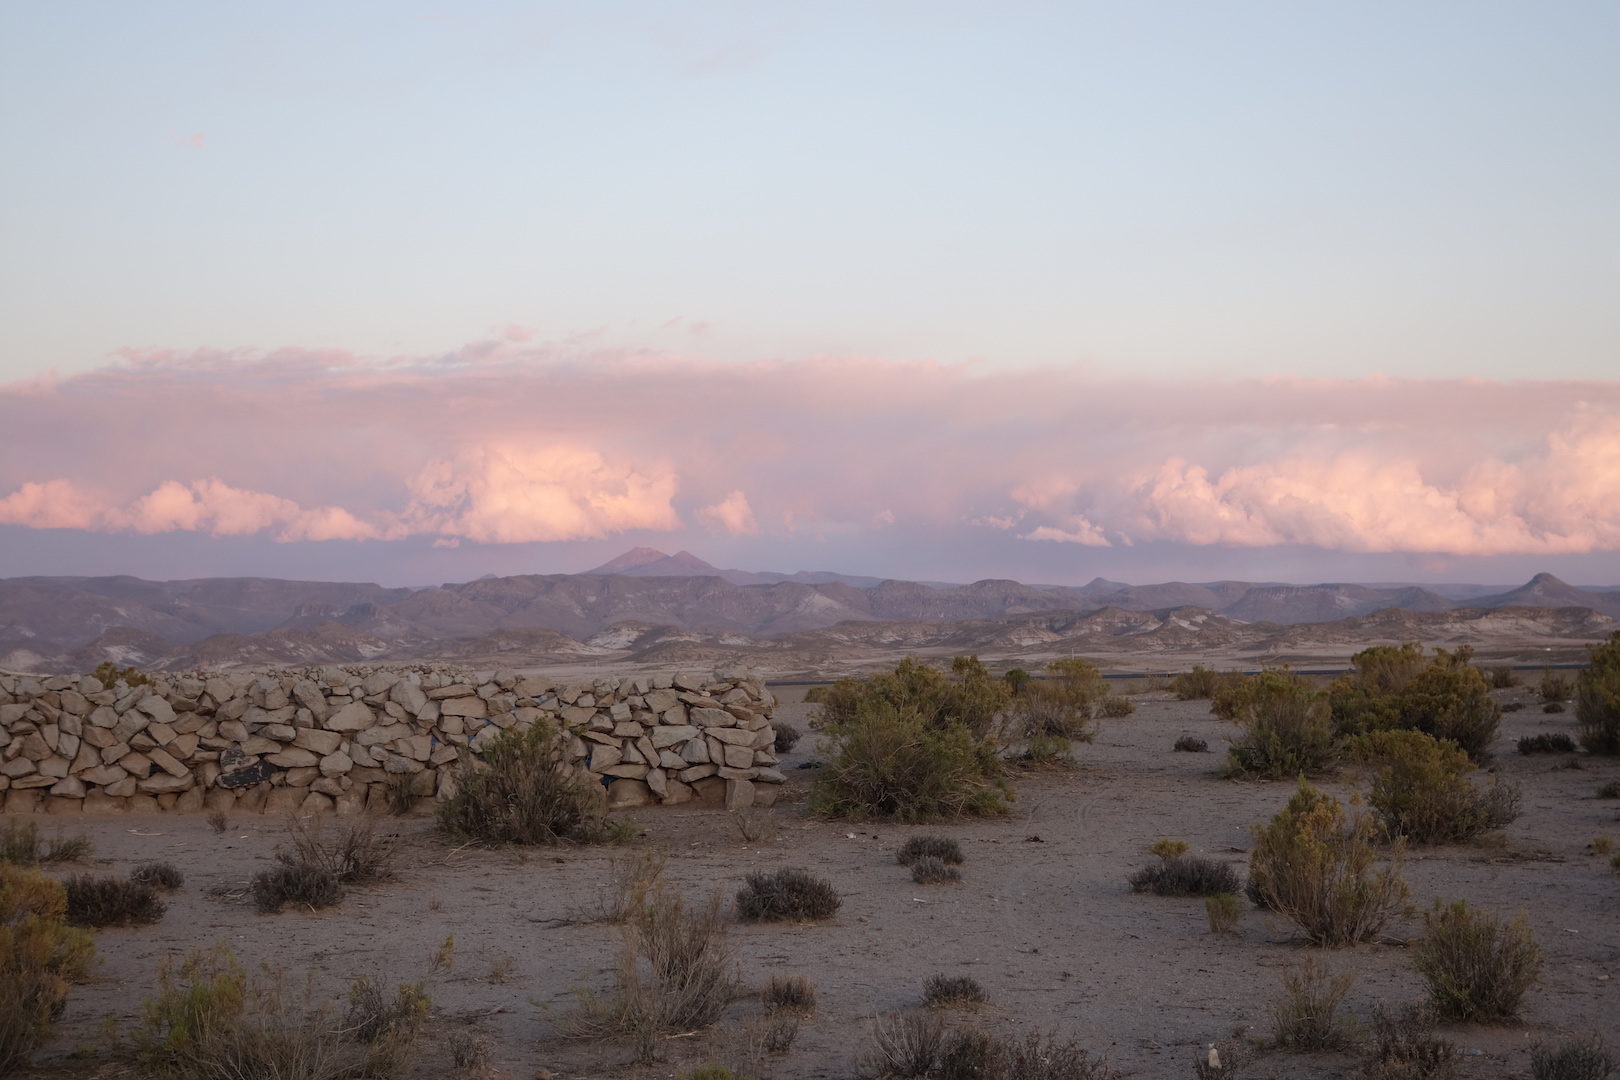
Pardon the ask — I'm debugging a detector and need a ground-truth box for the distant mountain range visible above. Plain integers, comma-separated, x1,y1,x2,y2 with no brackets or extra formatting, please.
1,549,1616,673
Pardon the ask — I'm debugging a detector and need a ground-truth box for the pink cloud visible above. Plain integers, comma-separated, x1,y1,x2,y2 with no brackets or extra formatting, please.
699,490,760,536
1,344,1617,558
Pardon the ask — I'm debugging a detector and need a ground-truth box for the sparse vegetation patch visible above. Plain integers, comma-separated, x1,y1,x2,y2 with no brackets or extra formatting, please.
736,869,841,922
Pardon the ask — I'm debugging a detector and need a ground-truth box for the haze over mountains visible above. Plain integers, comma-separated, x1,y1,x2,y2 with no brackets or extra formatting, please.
1,548,1616,673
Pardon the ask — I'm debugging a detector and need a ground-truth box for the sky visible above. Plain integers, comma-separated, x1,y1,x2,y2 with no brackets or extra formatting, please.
1,2,1618,587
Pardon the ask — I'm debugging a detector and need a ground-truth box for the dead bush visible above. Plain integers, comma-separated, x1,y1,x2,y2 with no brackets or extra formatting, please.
1357,1004,1457,1080
1248,780,1409,946
0,821,92,867
205,810,229,836
863,1014,1115,1080
736,869,841,922
590,850,667,924
448,1029,488,1074
437,723,611,844
1412,899,1541,1022
897,836,964,866
761,974,816,1013
132,943,428,1080
774,723,804,754
1576,631,1620,755
1531,1036,1614,1080
911,856,960,884
1222,671,1341,778
130,862,185,891
1269,956,1353,1050
63,874,166,928
282,815,399,888
0,865,97,1076
923,975,987,1008
563,886,741,1063
1354,729,1521,844
1519,732,1578,754
1129,851,1241,898
1174,736,1210,752
383,773,415,816
762,1014,801,1055
251,862,342,914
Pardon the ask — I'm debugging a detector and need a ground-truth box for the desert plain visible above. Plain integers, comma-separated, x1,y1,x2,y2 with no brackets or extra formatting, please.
7,675,1618,1080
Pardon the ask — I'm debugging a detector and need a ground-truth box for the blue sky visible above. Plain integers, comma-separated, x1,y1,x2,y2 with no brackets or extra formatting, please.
2,3,1618,587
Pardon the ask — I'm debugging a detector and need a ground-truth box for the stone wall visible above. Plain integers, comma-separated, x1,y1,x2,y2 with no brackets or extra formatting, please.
0,665,784,816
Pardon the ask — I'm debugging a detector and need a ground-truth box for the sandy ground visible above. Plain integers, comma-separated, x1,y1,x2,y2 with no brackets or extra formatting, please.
11,687,1619,1080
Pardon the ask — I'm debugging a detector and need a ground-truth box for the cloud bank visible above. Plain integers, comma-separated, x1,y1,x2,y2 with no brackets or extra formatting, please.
2,343,1618,561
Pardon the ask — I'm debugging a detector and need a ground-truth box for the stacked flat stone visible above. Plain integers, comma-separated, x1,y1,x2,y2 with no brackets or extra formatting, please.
0,665,781,816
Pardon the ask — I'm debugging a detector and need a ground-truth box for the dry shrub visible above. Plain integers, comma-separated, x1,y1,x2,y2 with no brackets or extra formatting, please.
130,862,185,891
733,809,779,843
1412,899,1541,1022
1204,893,1241,934
205,811,229,836
591,850,667,924
736,869,841,922
0,865,97,1076
897,836,964,866
773,723,804,754
1545,702,1567,714
923,975,987,1008
1269,956,1353,1050
1329,645,1501,760
132,943,427,1080
911,857,960,884
383,773,415,816
563,886,741,1063
63,874,166,928
448,1029,489,1075
252,816,398,914
437,723,610,844
1576,631,1620,755
761,974,816,1013
1599,780,1620,799
1173,666,1226,700
1357,1004,1457,1080
762,1014,800,1055
1129,855,1240,898
1098,695,1136,718
1174,736,1210,753
1531,1036,1614,1080
1221,671,1340,778
1487,666,1520,689
1353,729,1521,844
0,821,92,867
1519,732,1578,754
864,1013,1114,1080
1540,669,1573,704
1248,780,1409,946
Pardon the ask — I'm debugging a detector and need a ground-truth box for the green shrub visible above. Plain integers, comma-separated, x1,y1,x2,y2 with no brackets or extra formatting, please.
1329,645,1500,759
1,866,97,1075
1412,899,1541,1022
63,874,165,928
922,974,987,1008
1353,729,1520,844
1099,695,1136,718
736,869,840,922
1248,780,1409,946
811,666,1011,821
437,723,609,844
1486,666,1520,690
1576,631,1620,754
0,821,92,867
92,661,150,687
1221,671,1340,779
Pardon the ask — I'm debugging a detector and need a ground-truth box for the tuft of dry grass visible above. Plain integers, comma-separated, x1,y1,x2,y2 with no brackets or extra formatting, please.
205,810,229,836
910,856,961,885
252,816,399,915
1531,1036,1614,1080
896,836,964,866
1174,735,1210,752
1204,893,1241,934
922,975,987,1008
1358,1004,1458,1080
0,820,92,867
1269,956,1354,1050
760,974,816,1014
62,874,166,928
589,850,667,924
864,1013,1115,1080
130,862,185,892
